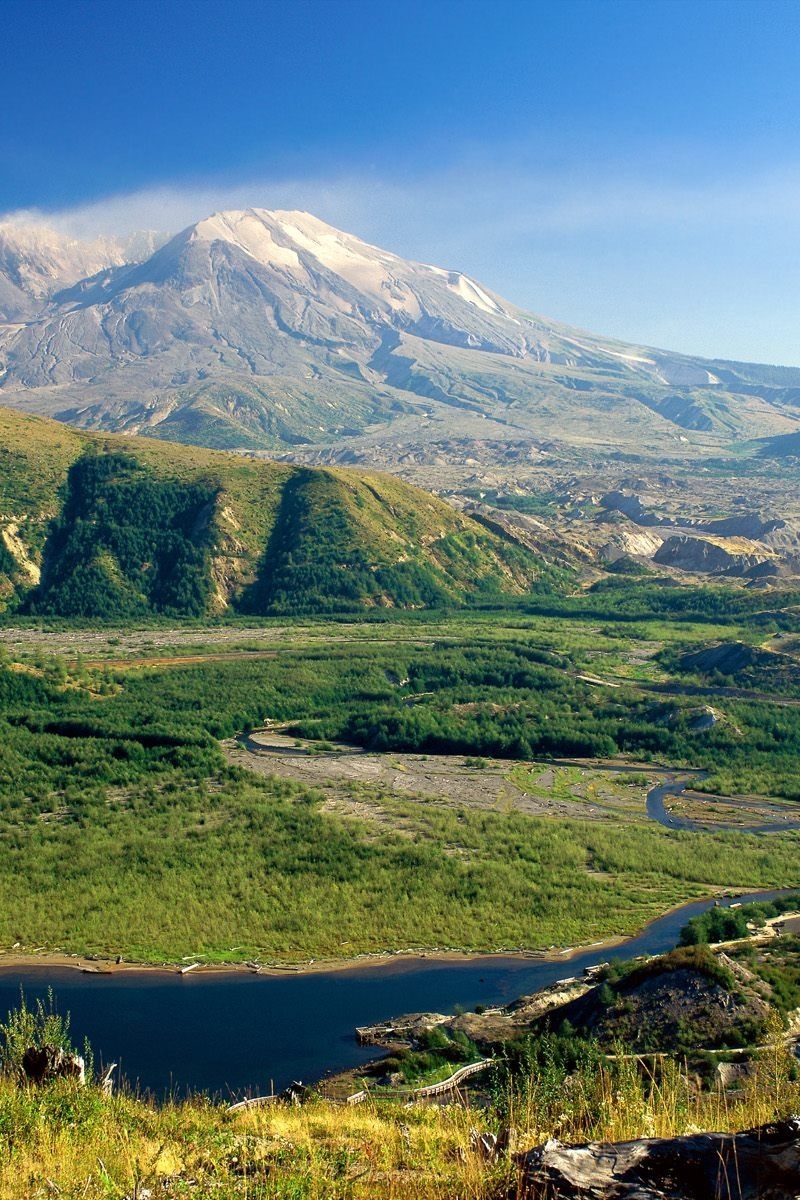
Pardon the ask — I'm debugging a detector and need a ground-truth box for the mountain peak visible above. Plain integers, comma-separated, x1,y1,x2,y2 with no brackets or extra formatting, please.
186,206,408,283
186,207,515,325
0,221,121,302
0,207,798,459
188,208,312,273
0,221,167,317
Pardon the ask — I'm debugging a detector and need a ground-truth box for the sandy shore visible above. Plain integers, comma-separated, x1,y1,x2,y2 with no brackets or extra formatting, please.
0,937,631,980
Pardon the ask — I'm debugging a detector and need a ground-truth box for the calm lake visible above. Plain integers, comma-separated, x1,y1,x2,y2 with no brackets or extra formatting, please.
0,890,788,1098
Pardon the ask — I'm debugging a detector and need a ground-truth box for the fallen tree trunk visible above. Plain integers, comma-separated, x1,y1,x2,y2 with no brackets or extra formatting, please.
515,1116,800,1199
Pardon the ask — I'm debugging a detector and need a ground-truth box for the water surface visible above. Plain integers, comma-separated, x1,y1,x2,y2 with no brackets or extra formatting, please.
0,889,788,1098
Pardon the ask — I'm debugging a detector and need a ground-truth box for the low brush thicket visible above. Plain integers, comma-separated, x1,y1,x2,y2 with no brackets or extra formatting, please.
680,894,800,946
0,609,799,960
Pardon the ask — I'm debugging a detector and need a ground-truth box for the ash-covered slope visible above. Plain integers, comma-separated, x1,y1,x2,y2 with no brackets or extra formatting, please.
1,209,799,456
0,222,163,321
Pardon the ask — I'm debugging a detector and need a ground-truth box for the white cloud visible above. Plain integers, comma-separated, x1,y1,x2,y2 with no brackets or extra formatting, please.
4,158,800,245
0,178,405,243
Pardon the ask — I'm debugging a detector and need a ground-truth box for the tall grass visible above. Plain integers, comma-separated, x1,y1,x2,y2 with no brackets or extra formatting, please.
497,1033,799,1149
0,1033,796,1198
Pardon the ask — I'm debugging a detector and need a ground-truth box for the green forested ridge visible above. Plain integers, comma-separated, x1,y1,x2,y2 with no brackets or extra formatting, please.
29,453,219,618
0,407,554,617
238,466,546,615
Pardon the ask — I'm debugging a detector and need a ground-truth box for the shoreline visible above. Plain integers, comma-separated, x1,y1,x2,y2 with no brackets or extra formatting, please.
0,941,628,980
0,884,782,980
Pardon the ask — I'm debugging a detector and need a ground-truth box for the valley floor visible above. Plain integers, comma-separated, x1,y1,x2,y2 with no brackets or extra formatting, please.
0,600,798,964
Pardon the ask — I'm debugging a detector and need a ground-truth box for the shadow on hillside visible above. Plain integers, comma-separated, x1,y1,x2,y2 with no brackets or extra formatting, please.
238,470,310,614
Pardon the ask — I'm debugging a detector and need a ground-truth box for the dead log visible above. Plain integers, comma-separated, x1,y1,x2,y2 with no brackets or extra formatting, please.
228,1094,276,1113
470,1128,498,1159
515,1116,800,1199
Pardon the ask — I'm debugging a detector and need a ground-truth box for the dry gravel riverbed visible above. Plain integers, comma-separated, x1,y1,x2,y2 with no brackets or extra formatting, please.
223,730,630,822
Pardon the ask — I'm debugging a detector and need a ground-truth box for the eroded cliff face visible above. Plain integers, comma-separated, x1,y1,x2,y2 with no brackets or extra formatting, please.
208,503,252,613
653,533,776,575
0,523,40,585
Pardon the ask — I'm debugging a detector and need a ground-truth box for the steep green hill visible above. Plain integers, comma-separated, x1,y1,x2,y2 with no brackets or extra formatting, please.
0,407,555,617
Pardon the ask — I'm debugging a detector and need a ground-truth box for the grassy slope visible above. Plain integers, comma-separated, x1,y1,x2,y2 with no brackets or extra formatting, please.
0,406,549,615
0,409,89,552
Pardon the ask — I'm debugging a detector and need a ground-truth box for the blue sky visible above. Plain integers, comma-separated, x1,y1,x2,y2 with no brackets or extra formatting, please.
2,0,799,364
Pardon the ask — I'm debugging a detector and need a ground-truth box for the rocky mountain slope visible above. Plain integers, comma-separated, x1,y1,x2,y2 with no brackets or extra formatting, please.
0,223,162,321
0,407,551,617
1,209,799,460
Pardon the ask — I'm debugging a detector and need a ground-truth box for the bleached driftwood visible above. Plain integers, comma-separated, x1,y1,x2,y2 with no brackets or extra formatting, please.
100,1062,117,1096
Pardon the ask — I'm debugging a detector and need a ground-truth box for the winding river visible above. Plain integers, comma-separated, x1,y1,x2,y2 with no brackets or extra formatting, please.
646,776,800,833
0,888,793,1098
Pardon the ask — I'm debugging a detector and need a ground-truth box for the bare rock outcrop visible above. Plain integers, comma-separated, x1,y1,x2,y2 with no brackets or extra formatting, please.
600,524,664,561
700,512,784,540
653,534,774,576
356,1012,450,1046
599,491,660,526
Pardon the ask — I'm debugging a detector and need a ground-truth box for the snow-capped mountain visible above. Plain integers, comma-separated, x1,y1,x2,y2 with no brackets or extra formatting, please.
0,208,798,456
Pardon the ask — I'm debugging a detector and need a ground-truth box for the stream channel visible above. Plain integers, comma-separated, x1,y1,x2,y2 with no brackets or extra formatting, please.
0,889,792,1099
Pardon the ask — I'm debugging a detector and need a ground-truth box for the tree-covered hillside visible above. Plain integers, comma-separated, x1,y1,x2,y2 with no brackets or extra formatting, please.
0,407,557,617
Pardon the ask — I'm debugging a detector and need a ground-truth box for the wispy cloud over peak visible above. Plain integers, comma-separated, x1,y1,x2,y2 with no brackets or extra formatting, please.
2,155,799,364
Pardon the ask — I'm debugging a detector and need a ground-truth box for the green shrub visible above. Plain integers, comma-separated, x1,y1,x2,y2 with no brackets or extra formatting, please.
0,990,88,1081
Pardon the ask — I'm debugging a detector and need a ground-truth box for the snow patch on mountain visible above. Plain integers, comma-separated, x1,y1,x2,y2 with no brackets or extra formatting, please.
191,211,306,274
446,271,508,317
